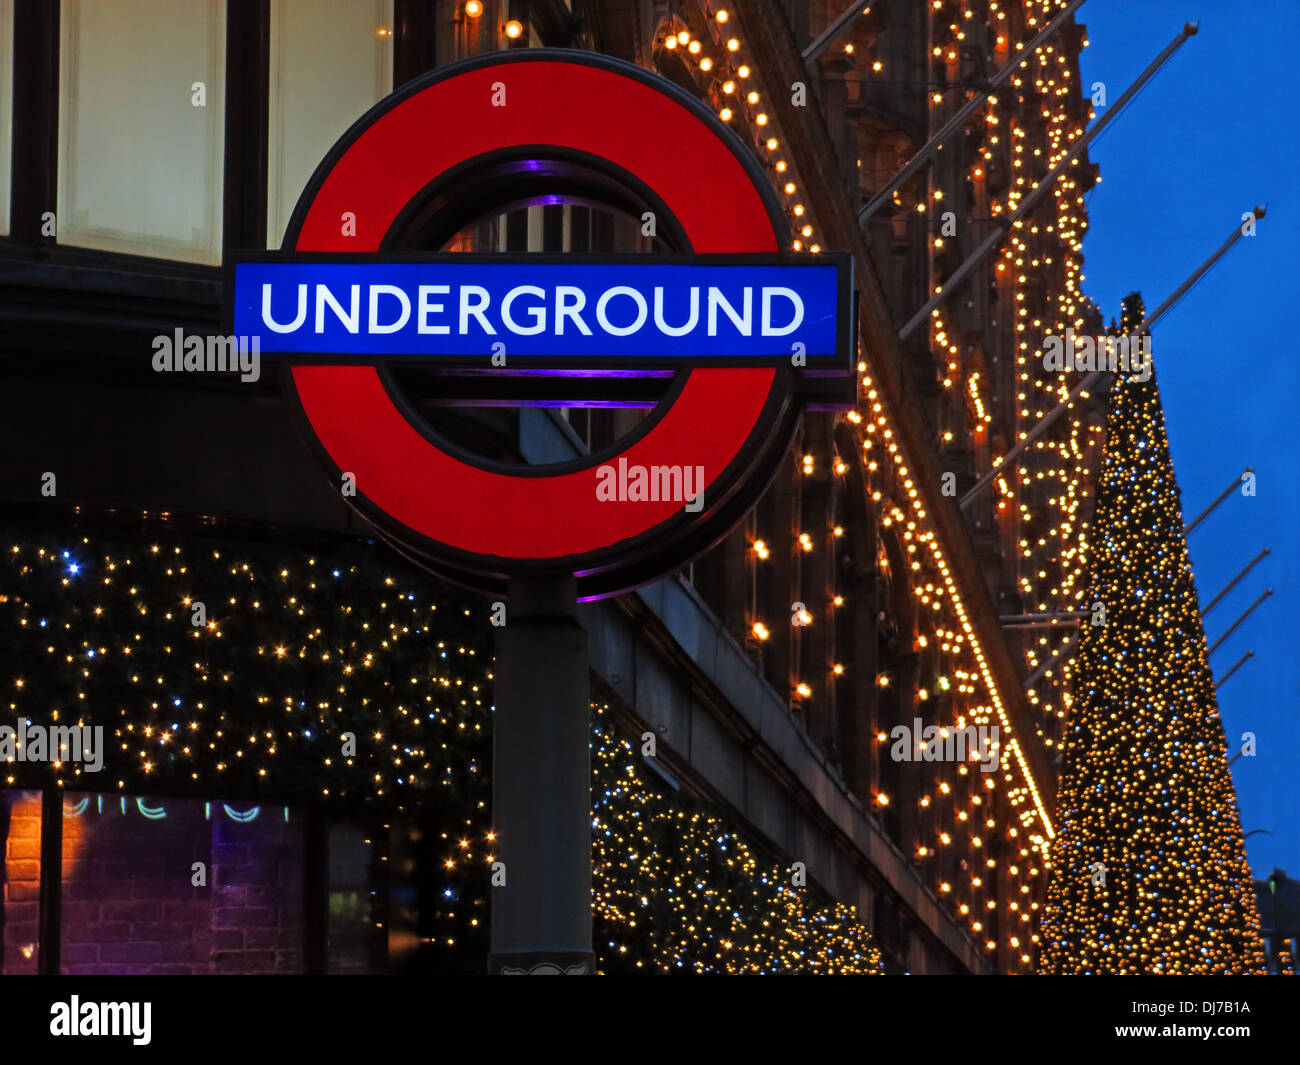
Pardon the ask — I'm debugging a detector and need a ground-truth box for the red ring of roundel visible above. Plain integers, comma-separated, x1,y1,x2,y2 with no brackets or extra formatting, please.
288,55,782,563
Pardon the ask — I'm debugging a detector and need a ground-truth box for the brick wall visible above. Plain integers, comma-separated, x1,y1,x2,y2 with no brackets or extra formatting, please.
1,791,42,974
1,790,303,974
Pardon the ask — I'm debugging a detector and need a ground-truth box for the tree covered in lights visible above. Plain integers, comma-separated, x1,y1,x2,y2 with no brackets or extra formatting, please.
592,720,883,974
1040,294,1266,975
0,521,882,974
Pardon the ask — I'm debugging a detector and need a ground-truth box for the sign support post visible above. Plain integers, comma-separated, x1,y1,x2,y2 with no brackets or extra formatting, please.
488,577,593,974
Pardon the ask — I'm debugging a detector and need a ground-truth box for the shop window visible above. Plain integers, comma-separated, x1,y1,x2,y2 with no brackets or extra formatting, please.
0,0,12,236
0,789,399,974
57,0,226,263
326,822,381,974
267,0,393,248
58,793,302,975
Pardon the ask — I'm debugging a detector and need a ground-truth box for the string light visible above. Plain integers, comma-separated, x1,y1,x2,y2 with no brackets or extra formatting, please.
2,527,885,974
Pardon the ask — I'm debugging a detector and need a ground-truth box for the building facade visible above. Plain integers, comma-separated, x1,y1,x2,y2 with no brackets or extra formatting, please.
0,0,1103,974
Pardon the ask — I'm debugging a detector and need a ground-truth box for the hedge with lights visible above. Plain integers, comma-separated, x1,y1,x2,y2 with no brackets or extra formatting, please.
0,523,881,974
1039,295,1266,974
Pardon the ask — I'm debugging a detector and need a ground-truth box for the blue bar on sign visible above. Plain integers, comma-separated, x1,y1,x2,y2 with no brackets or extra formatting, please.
231,260,844,362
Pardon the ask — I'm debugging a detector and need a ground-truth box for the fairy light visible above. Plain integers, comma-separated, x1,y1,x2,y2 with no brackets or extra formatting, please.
592,711,884,973
3,528,888,973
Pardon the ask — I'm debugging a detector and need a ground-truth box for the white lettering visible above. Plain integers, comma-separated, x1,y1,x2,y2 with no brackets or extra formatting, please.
653,286,699,336
368,284,411,334
555,286,592,335
262,283,308,333
417,285,450,334
315,284,361,333
501,285,547,335
707,287,752,336
459,285,496,334
761,287,803,336
596,286,648,336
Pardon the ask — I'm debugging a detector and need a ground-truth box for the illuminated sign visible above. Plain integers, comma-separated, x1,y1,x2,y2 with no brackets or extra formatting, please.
231,51,857,598
232,257,849,365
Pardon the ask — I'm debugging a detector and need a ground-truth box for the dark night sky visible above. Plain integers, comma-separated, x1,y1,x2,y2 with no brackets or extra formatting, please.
1076,0,1298,878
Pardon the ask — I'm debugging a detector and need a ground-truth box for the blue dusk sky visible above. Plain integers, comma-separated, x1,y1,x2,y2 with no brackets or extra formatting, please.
1077,0,1299,879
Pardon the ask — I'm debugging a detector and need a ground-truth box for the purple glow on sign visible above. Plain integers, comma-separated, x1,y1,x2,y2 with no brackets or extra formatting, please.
517,368,674,379
428,367,674,379
511,399,657,409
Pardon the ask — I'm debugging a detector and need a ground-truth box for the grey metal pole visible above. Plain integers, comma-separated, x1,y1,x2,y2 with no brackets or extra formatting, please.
959,205,1265,511
1000,610,1091,625
858,0,1088,224
1143,206,1266,327
1003,618,1082,631
1202,548,1270,618
803,1,879,64
900,22,1199,342
1207,589,1273,657
488,576,594,974
1215,650,1253,691
1185,467,1252,536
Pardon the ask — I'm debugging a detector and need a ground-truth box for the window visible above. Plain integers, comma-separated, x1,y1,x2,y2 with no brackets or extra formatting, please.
57,0,226,263
0,0,12,236
0,789,403,974
267,0,393,248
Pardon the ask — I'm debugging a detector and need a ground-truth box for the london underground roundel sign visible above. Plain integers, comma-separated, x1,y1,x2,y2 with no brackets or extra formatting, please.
229,51,854,599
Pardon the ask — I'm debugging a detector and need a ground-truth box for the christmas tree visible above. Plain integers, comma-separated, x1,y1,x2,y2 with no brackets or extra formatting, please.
1040,294,1266,974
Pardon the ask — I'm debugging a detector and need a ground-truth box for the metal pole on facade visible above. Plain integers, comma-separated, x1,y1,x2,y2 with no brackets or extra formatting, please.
1000,610,1089,631
899,22,1199,342
1201,548,1270,618
1207,589,1273,657
959,205,1265,511
802,1,880,63
1184,467,1251,536
488,577,594,974
1000,610,1091,624
857,0,1088,224
1215,650,1254,690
